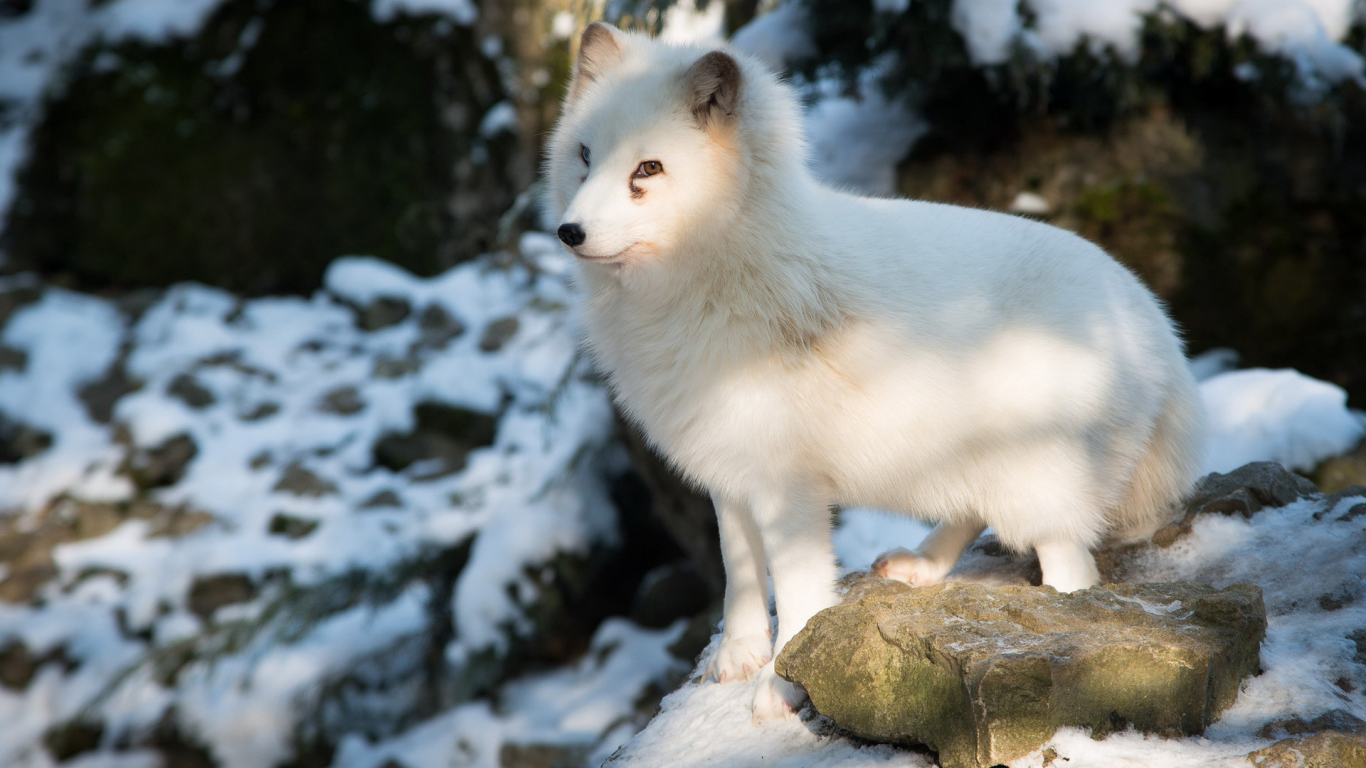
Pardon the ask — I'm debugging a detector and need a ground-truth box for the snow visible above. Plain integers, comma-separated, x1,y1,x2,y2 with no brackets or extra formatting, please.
333,618,688,768
731,1,817,71
608,645,935,768
658,0,727,45
1008,190,1052,215
94,0,229,42
934,0,1366,82
832,508,932,573
1200,368,1365,474
952,0,1025,65
732,5,926,194
1189,347,1242,381
369,0,478,25
479,101,519,138
1223,0,1366,88
802,72,928,196
0,289,131,511
1024,0,1158,60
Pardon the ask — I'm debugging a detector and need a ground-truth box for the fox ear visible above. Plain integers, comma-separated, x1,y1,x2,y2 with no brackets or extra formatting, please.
569,22,624,100
684,51,742,127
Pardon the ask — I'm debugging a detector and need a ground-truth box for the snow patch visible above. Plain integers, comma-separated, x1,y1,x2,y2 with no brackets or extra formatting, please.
1200,368,1365,474
370,0,478,25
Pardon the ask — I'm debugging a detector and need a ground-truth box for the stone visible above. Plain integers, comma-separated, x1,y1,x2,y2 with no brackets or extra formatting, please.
268,513,320,539
142,505,215,539
273,463,338,497
629,562,711,630
357,297,411,331
372,402,497,479
499,743,593,768
1318,485,1366,522
1348,629,1366,666
1188,462,1320,511
777,578,1266,768
360,489,403,509
166,374,215,409
241,402,281,421
1257,709,1366,739
1313,441,1366,496
126,433,199,490
77,357,139,424
373,355,422,379
0,413,53,464
318,386,365,415
0,642,35,689
0,345,27,373
186,574,256,620
478,316,520,352
1153,462,1321,548
1247,730,1366,768
43,720,104,761
416,304,464,348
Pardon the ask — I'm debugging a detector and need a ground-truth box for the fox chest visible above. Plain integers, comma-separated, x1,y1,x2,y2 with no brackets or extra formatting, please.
608,356,817,483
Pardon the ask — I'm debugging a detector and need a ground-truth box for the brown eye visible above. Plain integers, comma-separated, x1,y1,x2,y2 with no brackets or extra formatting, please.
580,145,590,165
634,160,663,177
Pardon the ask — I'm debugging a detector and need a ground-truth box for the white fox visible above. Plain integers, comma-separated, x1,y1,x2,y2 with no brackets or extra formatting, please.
545,22,1205,722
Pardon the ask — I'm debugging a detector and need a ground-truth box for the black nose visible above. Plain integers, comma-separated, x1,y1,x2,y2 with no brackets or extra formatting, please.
557,223,586,248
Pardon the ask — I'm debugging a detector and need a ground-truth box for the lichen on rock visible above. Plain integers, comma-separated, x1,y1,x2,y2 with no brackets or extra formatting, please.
777,577,1267,768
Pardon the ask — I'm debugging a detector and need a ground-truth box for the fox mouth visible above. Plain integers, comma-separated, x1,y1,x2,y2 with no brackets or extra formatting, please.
572,244,639,263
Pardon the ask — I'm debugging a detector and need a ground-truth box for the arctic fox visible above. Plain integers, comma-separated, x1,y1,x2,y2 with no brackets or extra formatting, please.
546,22,1205,722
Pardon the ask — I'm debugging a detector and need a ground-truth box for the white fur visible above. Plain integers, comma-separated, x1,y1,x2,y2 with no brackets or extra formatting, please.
546,24,1206,722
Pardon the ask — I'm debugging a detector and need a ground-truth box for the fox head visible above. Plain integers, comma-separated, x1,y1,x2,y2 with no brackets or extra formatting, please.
545,23,787,269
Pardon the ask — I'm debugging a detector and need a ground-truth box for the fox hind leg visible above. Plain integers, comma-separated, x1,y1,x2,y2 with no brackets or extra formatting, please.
872,519,986,585
1035,537,1101,592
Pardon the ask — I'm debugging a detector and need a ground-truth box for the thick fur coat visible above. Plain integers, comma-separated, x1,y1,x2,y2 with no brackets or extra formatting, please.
545,22,1205,721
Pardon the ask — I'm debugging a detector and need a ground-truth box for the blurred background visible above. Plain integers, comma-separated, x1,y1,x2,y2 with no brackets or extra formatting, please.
0,1,1362,767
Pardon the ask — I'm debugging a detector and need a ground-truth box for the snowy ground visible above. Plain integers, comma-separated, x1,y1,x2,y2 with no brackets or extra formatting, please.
1,2,1365,768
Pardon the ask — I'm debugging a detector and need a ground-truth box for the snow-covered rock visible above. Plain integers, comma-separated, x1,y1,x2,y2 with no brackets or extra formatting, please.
0,236,625,768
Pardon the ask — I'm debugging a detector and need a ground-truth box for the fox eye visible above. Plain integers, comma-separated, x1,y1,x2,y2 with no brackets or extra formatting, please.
580,145,590,165
634,160,663,177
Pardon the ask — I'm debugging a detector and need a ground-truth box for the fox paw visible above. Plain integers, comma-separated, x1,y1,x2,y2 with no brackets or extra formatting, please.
752,663,806,725
706,632,772,683
872,548,951,586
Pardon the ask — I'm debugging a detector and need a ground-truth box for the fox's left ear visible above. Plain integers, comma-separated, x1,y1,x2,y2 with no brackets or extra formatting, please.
684,50,742,127
569,22,625,102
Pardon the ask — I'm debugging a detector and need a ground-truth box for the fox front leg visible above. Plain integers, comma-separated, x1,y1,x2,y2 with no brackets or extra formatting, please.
746,485,839,724
705,493,773,683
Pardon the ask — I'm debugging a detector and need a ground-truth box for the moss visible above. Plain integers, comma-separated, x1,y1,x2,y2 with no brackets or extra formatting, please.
3,0,517,295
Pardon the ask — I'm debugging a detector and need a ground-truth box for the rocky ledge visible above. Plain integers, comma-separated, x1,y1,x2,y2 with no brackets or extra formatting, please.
776,578,1266,768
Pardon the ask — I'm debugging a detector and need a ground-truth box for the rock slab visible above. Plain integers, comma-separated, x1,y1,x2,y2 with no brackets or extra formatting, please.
776,579,1266,768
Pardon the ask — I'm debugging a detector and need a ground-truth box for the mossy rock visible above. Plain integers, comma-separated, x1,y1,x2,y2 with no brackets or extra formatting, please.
3,0,519,294
778,578,1266,768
